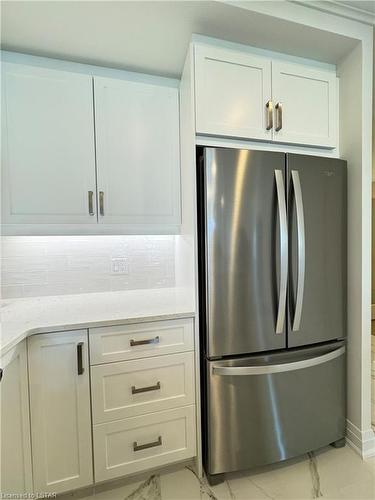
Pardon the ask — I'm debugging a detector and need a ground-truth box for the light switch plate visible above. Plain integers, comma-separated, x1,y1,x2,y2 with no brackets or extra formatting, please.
111,258,129,275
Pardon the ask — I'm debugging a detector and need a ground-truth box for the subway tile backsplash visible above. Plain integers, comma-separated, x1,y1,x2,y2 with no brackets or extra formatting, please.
1,235,176,299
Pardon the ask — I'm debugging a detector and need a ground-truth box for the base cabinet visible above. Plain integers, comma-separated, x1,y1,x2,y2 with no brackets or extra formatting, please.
91,352,195,423
0,341,33,495
93,406,196,482
5,318,196,494
28,330,93,494
90,317,197,483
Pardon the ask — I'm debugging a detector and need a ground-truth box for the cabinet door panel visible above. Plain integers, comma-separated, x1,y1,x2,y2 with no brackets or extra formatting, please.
195,45,272,140
91,352,195,422
0,341,33,494
90,318,194,365
28,331,93,494
94,77,181,226
272,61,337,148
2,63,97,224
93,406,196,482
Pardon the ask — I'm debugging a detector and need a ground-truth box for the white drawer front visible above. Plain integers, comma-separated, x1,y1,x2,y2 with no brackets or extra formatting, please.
91,352,195,423
89,318,194,365
93,406,196,482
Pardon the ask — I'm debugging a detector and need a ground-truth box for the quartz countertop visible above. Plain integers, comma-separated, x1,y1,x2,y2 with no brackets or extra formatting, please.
0,287,195,356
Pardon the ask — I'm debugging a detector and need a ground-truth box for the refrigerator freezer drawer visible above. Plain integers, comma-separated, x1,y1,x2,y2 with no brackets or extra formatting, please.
204,343,346,475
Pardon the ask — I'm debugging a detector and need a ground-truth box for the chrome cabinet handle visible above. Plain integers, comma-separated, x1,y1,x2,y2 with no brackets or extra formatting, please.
275,102,283,131
88,191,95,216
266,100,273,130
212,346,345,376
291,170,305,332
133,436,162,452
130,336,160,347
99,191,104,216
77,342,84,375
275,170,288,334
131,381,161,394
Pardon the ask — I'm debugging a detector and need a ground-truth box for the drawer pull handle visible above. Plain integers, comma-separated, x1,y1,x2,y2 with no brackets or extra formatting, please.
133,436,162,452
130,336,160,347
131,381,161,395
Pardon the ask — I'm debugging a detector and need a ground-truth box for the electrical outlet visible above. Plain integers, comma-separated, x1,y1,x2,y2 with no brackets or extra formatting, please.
111,258,129,275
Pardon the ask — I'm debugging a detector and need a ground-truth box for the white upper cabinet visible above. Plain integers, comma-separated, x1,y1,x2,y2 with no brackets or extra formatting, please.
195,45,272,141
94,77,181,227
28,331,93,494
193,43,338,149
272,61,337,148
2,63,97,225
2,58,181,234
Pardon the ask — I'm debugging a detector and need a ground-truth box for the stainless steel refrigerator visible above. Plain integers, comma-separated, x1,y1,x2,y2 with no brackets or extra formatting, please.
197,147,347,485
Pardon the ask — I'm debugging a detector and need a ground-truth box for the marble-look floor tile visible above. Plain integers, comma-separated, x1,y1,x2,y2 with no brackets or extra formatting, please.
338,479,375,500
159,468,202,500
238,456,317,499
77,446,375,500
125,475,161,500
316,446,375,498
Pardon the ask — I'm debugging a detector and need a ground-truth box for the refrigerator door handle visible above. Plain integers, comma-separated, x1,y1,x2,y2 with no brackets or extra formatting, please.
212,346,345,376
275,170,288,334
291,170,306,331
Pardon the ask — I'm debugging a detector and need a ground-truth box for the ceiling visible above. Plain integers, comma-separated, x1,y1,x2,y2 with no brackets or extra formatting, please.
0,1,358,78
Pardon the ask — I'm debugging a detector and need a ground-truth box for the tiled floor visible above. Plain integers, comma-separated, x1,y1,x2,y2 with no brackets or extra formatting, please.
74,445,375,500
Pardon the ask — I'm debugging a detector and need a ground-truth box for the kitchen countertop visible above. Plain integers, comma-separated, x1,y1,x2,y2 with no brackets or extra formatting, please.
0,287,195,356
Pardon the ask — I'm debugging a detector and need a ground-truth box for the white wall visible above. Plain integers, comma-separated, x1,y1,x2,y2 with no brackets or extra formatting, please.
1,235,178,298
338,38,374,455
338,43,364,429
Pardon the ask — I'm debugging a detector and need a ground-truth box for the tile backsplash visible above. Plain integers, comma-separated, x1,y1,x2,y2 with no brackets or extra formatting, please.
1,235,176,299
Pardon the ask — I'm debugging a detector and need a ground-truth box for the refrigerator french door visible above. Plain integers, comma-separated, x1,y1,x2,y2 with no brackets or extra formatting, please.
197,147,347,482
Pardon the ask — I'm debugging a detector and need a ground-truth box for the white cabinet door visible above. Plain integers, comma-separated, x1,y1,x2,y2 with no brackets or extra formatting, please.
272,61,337,148
94,77,181,227
28,331,93,494
0,341,33,495
2,63,97,224
194,45,272,140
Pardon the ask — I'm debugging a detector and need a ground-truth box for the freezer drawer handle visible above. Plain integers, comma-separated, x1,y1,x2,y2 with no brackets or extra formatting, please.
131,381,161,394
291,170,306,331
275,170,288,334
133,436,162,452
130,336,160,347
212,346,345,376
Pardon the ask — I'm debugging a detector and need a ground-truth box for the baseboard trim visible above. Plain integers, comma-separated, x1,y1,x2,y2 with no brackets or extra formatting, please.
346,419,375,458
